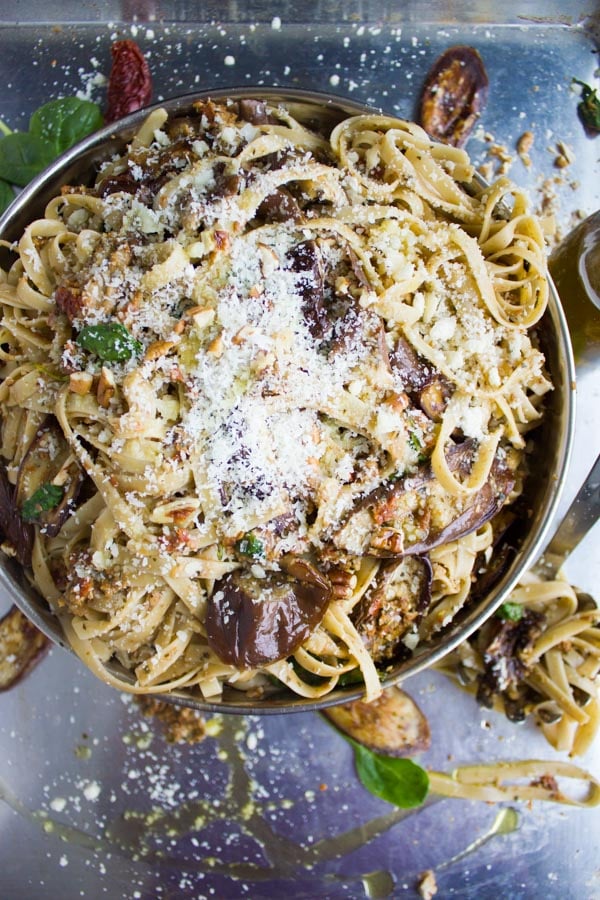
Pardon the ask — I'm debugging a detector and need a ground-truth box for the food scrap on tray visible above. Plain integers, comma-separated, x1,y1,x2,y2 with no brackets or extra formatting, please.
418,45,489,147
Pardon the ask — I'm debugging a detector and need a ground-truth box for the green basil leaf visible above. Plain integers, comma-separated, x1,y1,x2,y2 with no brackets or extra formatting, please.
0,178,15,215
352,741,429,808
29,97,104,156
76,322,143,362
0,132,54,187
234,533,265,558
21,483,64,522
497,601,524,622
573,79,600,132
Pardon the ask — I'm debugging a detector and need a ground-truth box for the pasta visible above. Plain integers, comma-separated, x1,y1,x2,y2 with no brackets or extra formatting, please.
0,98,553,703
439,571,600,755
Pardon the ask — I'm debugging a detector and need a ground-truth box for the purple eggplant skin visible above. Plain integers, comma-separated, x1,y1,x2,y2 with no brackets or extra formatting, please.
286,239,327,339
418,45,489,147
206,558,332,669
390,335,454,421
337,440,515,559
15,419,84,539
0,468,34,567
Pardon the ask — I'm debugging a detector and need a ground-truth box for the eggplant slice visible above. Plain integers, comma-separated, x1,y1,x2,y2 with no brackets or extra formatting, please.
16,418,84,538
206,557,332,669
323,685,431,757
0,605,49,691
334,440,515,558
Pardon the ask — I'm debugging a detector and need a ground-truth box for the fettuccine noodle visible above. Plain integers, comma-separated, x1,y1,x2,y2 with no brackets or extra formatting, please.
0,99,552,702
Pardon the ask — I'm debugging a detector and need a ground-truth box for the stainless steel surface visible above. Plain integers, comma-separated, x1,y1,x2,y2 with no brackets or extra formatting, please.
0,5,599,898
0,86,576,713
542,453,600,576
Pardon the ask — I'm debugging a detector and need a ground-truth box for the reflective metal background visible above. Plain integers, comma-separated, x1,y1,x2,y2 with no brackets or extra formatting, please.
0,3,599,897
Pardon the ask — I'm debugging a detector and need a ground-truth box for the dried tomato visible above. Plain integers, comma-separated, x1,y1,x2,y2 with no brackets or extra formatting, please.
105,40,153,124
418,46,489,147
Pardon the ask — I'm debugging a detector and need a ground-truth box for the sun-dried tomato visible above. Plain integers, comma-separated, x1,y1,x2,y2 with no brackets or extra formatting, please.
418,46,489,147
105,40,153,124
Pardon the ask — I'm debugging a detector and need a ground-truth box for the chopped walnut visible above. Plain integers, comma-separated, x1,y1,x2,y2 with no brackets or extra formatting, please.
417,869,438,900
69,371,93,395
96,366,116,408
136,696,208,744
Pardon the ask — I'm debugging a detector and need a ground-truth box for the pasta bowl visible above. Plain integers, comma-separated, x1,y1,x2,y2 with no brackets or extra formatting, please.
0,88,575,713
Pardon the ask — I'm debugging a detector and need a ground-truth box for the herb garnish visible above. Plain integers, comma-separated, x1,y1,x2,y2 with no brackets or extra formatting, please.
573,79,600,133
234,533,265,559
351,739,430,808
21,483,64,522
76,322,143,362
496,601,524,622
0,97,103,214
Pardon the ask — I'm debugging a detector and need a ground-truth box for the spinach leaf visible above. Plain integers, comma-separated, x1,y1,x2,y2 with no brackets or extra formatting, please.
0,132,54,187
0,179,15,214
21,483,64,522
352,740,430,808
76,322,142,362
29,97,104,156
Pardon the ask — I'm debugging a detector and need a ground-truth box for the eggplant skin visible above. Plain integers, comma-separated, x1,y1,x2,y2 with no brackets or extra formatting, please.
418,45,489,147
0,469,34,567
206,562,332,669
336,442,515,560
323,686,431,757
0,605,49,691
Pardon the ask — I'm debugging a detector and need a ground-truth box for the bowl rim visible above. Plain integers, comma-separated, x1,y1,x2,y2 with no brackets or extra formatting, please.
0,87,576,714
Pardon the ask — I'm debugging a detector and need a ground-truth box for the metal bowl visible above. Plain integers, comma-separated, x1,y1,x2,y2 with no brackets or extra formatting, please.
0,88,575,713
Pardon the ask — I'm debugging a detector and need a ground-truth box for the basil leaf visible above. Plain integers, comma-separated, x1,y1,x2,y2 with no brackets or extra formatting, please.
76,322,143,362
235,533,265,558
497,601,524,622
0,132,54,187
0,178,15,215
21,483,64,522
352,741,429,808
29,98,104,156
573,79,600,132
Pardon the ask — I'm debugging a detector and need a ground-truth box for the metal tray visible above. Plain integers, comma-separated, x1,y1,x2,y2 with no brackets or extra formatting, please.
0,4,599,897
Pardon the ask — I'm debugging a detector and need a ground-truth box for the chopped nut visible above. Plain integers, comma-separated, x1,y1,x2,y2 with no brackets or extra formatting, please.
189,306,216,330
96,366,116,408
144,340,177,362
516,130,534,167
69,371,93,395
207,334,224,357
232,325,256,345
417,869,438,900
251,349,276,374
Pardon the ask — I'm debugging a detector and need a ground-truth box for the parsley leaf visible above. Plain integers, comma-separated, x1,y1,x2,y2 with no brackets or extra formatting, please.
352,740,430,808
76,322,142,362
21,483,64,522
496,601,524,622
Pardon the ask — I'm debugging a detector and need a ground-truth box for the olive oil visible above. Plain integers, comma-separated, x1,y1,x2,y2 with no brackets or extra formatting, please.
549,212,600,366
